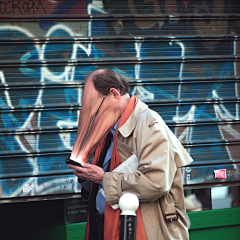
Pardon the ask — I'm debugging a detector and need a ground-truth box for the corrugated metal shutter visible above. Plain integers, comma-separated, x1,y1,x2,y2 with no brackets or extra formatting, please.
0,0,239,202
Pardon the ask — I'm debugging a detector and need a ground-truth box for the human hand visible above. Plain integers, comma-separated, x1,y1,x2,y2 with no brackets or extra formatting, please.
67,163,105,184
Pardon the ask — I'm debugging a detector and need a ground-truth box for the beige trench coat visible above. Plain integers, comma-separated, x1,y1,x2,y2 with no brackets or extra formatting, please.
104,100,193,240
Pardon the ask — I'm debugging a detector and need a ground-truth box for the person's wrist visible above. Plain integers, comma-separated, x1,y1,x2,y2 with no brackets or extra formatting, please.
101,172,106,188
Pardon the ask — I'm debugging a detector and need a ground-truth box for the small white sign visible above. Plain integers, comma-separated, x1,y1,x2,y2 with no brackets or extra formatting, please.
214,169,226,179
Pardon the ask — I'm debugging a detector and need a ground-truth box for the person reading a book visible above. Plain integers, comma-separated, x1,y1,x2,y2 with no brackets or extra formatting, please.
67,69,193,240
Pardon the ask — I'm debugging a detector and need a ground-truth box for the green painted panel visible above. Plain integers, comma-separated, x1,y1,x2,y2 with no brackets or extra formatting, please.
188,207,240,229
66,222,87,240
189,224,240,240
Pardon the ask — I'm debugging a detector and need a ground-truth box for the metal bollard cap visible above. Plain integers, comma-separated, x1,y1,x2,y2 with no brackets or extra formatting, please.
119,193,139,216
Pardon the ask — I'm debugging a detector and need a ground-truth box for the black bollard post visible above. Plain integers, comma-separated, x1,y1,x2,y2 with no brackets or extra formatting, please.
119,193,139,240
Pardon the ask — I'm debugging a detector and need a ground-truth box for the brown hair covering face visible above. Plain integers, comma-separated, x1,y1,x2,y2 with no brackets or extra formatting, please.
70,69,129,164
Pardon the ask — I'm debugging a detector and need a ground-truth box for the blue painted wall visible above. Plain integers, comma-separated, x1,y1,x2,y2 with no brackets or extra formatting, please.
0,0,240,200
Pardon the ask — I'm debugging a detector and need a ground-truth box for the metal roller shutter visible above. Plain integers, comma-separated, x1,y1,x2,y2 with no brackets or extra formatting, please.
0,1,239,212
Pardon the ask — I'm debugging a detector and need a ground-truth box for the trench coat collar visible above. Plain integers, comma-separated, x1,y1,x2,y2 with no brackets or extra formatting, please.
118,99,148,138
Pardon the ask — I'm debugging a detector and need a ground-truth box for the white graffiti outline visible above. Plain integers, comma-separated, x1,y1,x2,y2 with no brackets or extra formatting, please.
0,22,92,197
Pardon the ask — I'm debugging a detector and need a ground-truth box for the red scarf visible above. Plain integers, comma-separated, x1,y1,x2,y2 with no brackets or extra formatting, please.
85,95,147,240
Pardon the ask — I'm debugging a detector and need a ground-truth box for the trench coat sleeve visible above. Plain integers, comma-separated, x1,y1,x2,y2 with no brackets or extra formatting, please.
104,110,178,205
